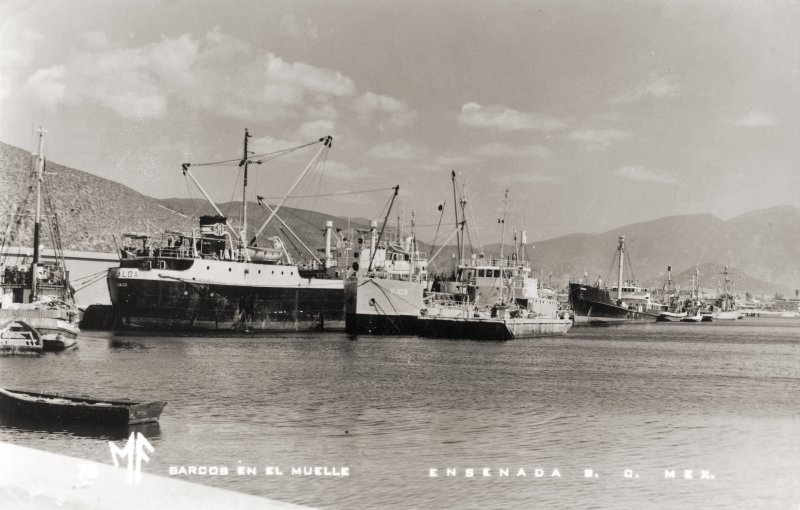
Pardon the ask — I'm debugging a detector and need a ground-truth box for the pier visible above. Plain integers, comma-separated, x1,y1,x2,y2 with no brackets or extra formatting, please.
0,442,314,510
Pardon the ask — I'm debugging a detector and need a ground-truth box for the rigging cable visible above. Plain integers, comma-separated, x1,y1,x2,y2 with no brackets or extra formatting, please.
186,140,320,168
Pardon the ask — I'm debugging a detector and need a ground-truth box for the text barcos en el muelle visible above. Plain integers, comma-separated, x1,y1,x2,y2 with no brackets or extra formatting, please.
169,465,349,477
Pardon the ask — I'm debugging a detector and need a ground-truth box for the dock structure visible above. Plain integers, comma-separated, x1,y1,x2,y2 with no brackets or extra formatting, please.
0,442,314,510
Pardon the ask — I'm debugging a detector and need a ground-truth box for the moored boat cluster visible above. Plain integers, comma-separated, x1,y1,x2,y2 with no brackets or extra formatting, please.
1,129,757,346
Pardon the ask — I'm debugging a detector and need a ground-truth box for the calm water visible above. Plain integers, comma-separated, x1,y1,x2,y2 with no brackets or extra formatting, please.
1,319,799,509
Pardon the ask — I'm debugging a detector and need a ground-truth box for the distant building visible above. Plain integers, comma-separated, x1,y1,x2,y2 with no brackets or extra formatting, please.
772,298,800,312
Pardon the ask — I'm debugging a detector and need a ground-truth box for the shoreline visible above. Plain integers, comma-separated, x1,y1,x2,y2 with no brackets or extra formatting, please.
0,441,314,510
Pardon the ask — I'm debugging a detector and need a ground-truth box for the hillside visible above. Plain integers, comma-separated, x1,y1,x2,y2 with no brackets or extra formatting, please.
641,263,793,298
0,141,367,258
476,208,800,295
0,141,185,253
2,139,799,295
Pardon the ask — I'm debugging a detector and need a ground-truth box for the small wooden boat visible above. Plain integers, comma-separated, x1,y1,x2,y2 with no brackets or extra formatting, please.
0,320,43,355
681,311,703,322
0,388,166,425
657,310,687,322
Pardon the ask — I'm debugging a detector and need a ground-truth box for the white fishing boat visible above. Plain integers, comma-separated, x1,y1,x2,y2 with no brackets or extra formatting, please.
344,188,430,335
681,308,704,322
680,265,711,323
0,127,80,351
417,190,571,340
711,266,742,321
657,266,686,321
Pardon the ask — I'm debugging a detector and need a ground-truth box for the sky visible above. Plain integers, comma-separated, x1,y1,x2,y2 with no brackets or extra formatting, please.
2,0,800,244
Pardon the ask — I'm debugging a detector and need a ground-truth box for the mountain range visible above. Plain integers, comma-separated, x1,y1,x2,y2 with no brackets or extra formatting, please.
1,140,797,296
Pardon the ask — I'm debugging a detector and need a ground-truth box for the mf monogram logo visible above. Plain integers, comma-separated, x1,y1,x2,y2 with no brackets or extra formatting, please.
109,432,154,484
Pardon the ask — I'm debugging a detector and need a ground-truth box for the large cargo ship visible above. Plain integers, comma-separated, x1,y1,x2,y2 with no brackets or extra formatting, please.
568,236,662,325
108,132,347,332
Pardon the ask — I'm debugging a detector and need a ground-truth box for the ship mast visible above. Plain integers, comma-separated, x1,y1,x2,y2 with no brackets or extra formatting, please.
451,170,461,264
694,264,700,300
499,189,509,304
617,236,625,301
409,210,416,280
31,126,46,301
240,128,251,252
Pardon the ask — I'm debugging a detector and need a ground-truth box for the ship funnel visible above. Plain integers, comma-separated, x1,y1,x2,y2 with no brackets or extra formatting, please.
199,215,227,257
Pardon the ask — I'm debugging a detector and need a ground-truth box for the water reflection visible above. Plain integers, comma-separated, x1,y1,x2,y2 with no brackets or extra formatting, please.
0,320,798,509
109,339,150,350
0,413,162,441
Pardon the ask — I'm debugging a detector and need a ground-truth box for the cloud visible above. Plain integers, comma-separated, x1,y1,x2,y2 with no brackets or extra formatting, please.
614,165,675,184
353,92,417,130
265,54,355,97
24,66,66,108
458,102,567,131
0,26,42,101
81,31,110,49
368,141,421,160
472,142,551,159
296,119,335,140
509,172,559,183
569,128,632,150
305,103,337,120
421,154,481,173
609,72,679,104
22,28,356,121
732,111,776,127
279,13,319,40
320,160,371,180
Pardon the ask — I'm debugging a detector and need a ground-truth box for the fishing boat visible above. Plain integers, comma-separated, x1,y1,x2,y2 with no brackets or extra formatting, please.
0,320,42,355
711,266,742,320
0,127,80,350
657,265,687,322
0,387,165,425
679,264,711,322
681,308,704,322
658,309,686,322
417,304,572,340
417,190,572,340
344,187,431,335
107,131,347,332
568,236,662,324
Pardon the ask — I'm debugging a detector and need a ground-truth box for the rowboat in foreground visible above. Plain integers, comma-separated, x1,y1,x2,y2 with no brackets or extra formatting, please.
0,320,43,355
0,388,166,425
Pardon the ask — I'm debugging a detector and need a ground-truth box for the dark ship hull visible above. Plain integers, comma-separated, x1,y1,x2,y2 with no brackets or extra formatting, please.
568,283,658,325
417,315,572,340
108,259,345,332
